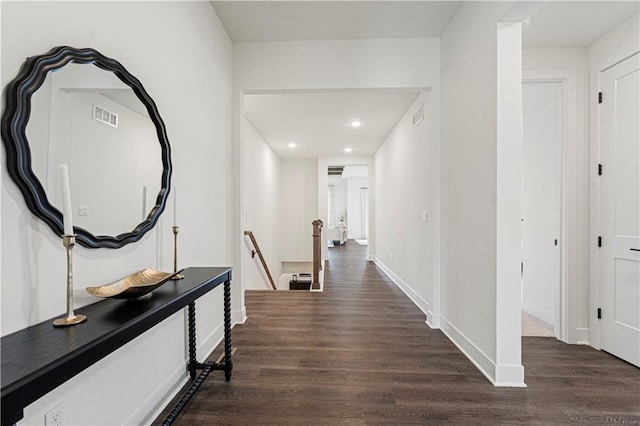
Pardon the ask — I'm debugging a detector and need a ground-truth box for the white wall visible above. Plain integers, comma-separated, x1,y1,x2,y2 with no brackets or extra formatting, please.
329,176,348,224
588,14,640,68
346,176,368,239
440,1,523,386
61,92,161,235
242,118,281,290
1,2,233,424
280,159,318,262
373,92,434,319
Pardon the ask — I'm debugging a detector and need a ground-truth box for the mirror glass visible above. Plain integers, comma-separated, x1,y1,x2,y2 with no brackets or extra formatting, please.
26,63,163,237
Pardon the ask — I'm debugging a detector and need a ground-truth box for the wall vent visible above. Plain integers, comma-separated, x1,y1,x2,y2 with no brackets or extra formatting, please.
412,103,424,128
328,166,344,177
93,105,118,128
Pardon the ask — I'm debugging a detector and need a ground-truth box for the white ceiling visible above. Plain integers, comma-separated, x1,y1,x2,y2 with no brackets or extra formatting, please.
244,90,421,159
218,1,639,160
522,1,639,48
211,1,462,42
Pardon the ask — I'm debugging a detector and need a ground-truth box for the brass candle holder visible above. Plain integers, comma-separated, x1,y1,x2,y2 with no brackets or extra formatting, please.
171,226,184,280
53,235,87,327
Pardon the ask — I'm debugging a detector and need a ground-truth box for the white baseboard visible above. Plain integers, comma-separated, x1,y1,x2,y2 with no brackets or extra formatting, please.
130,363,188,426
440,315,526,387
234,307,247,325
426,311,441,329
575,327,589,345
373,257,430,317
495,364,526,387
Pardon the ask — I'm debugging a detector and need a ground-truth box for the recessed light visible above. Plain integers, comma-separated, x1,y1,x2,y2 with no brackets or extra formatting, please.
288,143,296,148
350,121,362,128
345,147,353,153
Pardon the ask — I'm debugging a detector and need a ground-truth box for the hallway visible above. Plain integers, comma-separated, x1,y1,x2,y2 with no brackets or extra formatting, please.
156,241,640,424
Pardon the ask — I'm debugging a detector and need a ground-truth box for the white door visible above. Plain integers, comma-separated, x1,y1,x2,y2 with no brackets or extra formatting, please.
522,82,562,330
600,52,640,367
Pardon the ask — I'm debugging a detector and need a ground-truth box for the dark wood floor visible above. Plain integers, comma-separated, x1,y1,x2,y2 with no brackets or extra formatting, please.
155,240,640,425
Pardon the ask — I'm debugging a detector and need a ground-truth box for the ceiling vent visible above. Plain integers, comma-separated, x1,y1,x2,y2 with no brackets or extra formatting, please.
328,166,344,177
93,105,118,128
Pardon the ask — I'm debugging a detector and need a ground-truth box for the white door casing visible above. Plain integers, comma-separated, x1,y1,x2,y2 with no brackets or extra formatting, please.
522,82,562,332
599,52,640,367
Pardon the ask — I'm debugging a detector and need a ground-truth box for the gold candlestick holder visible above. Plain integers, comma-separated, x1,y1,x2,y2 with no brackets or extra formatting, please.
53,235,87,327
171,226,184,280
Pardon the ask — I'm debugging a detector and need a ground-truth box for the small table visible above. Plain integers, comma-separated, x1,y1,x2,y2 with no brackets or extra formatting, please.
1,266,233,426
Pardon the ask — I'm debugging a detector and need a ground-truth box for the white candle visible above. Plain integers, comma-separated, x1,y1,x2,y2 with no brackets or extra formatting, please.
173,187,178,226
141,186,148,220
59,164,74,235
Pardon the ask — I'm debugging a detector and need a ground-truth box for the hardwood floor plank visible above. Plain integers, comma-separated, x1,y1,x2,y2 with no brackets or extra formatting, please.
154,240,640,425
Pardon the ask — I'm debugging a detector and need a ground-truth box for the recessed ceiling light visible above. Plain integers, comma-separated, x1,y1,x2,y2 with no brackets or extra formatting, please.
345,147,353,153
350,121,362,128
288,143,296,148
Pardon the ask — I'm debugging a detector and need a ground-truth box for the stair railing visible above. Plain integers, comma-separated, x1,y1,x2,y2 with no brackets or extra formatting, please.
244,231,277,290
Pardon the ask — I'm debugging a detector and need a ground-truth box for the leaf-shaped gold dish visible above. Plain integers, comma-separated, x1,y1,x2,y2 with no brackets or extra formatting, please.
86,268,179,300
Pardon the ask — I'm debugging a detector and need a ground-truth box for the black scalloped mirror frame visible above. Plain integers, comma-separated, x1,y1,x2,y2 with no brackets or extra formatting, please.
1,46,172,248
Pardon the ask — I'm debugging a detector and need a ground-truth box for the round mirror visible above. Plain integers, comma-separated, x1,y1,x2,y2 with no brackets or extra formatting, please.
1,46,172,248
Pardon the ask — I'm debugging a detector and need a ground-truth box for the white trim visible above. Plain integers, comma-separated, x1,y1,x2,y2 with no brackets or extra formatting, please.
426,311,441,329
373,257,429,319
235,307,248,325
495,364,527,388
575,327,589,345
522,70,576,344
440,315,526,388
588,47,640,350
130,364,188,426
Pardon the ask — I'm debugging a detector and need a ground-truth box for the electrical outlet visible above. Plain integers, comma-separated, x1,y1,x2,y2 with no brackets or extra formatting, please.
78,206,89,217
45,402,64,426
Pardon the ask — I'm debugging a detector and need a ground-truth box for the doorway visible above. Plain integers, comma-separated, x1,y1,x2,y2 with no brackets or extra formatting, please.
521,81,562,338
326,164,369,256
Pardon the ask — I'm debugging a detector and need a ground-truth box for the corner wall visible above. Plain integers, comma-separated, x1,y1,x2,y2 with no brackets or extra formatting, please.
440,1,523,385
1,2,233,423
372,92,435,320
280,159,319,262
242,118,281,289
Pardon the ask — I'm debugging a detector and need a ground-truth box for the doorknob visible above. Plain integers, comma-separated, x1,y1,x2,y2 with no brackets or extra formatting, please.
631,248,640,252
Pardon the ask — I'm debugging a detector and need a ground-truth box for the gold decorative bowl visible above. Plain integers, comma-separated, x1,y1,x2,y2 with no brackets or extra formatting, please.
86,268,179,300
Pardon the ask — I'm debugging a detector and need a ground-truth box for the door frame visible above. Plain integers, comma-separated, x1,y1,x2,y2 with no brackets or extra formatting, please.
523,70,576,343
589,47,640,350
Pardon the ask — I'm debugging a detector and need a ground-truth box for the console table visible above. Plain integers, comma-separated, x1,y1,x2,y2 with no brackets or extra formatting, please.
1,266,233,426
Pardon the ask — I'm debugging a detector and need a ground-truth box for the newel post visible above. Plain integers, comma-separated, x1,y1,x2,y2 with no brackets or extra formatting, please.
312,219,323,290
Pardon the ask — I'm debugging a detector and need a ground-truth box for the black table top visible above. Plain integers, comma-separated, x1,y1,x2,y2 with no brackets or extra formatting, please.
1,266,232,426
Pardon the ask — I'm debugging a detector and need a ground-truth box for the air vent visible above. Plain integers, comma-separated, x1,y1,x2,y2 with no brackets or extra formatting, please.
412,104,424,128
328,166,344,177
93,105,118,128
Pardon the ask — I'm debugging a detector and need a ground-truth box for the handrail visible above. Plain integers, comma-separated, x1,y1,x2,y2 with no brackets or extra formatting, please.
243,231,277,290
